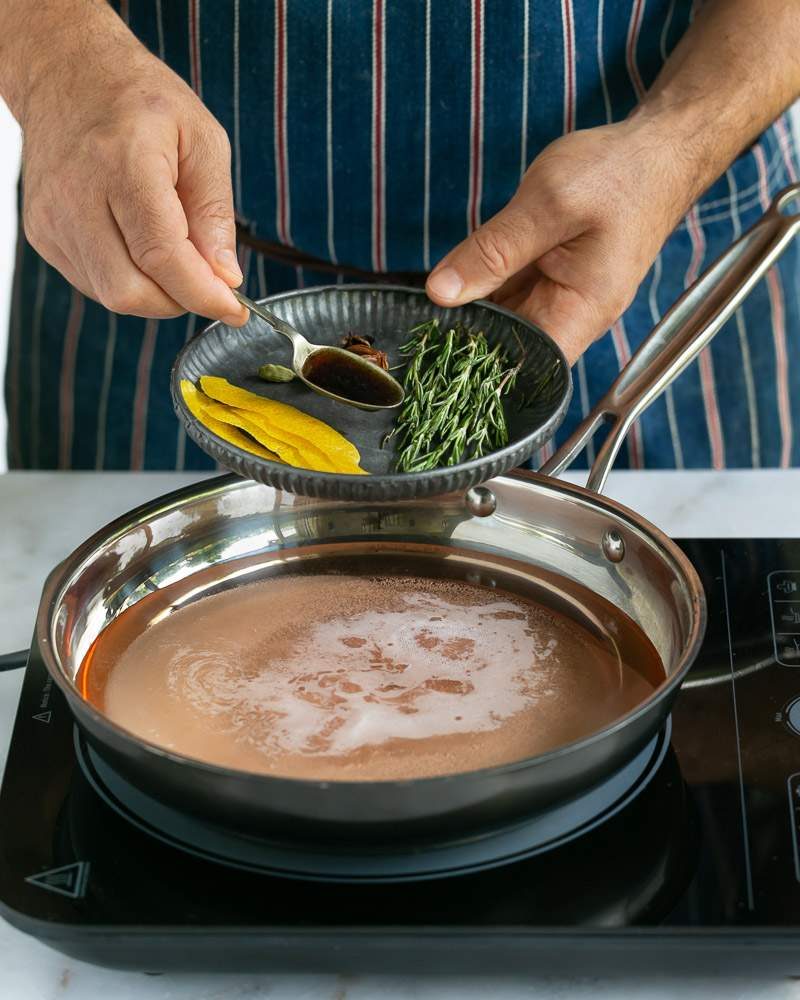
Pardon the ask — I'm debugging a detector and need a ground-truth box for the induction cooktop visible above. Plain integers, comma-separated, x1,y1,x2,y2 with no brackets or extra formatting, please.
1,539,799,975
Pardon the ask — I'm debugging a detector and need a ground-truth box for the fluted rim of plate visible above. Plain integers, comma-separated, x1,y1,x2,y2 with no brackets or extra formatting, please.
171,285,573,499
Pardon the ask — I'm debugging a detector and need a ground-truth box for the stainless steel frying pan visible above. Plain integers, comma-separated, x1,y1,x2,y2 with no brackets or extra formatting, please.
30,184,800,857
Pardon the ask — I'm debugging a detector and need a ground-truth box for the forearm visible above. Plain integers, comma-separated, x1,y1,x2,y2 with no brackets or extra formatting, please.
1,0,244,323
633,0,800,215
0,0,141,125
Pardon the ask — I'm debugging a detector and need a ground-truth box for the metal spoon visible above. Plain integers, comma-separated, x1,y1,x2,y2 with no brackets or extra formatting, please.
232,289,405,411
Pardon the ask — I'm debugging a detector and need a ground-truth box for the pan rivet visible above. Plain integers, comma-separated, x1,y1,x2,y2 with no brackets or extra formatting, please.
602,529,625,563
465,486,497,518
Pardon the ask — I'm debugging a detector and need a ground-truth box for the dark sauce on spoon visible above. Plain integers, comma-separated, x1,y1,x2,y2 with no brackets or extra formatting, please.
302,349,403,407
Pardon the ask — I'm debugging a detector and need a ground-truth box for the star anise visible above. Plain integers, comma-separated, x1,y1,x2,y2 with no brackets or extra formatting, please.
340,333,389,371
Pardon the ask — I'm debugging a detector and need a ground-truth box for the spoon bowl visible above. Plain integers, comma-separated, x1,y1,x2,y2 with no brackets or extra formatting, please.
233,289,404,411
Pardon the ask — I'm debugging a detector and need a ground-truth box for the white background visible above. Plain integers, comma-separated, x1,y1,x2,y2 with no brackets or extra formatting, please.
0,100,22,471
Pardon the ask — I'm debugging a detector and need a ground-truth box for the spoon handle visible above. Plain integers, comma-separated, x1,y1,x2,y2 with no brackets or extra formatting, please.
232,289,308,351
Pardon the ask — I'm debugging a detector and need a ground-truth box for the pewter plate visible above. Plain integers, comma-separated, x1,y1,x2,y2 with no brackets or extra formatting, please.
170,285,571,501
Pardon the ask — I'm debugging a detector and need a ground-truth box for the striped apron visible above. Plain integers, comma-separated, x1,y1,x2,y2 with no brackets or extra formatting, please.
6,1,800,471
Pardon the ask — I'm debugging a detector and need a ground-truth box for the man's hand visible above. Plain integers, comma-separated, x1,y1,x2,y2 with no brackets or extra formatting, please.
1,0,247,324
427,121,687,365
427,0,800,365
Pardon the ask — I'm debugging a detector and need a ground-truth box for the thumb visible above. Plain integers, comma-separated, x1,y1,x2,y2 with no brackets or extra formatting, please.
426,198,563,305
177,124,243,288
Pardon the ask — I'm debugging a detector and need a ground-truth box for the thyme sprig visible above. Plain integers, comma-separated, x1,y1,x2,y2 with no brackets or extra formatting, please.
387,319,523,473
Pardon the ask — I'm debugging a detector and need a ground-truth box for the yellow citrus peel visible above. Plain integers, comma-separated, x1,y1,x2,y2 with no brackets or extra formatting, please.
198,396,342,472
200,376,361,467
180,381,282,463
215,402,338,472
181,377,367,475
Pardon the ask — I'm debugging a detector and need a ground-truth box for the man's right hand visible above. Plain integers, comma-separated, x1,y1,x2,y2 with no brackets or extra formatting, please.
2,0,248,324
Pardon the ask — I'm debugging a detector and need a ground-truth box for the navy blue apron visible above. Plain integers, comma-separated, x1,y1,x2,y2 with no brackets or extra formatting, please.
6,1,800,471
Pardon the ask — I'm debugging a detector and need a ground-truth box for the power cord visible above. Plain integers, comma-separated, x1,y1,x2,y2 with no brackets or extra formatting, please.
0,650,28,672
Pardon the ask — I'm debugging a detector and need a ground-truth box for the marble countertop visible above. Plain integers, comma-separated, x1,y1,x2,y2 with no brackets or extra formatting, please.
1,469,799,1000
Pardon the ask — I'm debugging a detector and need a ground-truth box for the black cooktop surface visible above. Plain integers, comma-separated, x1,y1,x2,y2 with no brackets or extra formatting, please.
1,539,800,974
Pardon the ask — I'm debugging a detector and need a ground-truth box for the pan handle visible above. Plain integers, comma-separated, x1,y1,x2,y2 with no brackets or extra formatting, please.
540,182,800,493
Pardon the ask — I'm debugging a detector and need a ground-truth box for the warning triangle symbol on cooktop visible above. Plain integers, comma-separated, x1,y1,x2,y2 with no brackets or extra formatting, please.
32,711,51,724
25,861,90,899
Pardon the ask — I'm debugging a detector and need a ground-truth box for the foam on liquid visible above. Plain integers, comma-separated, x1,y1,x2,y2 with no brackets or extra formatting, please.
78,572,664,780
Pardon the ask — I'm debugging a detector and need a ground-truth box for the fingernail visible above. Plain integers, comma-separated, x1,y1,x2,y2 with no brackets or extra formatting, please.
427,266,463,302
216,248,243,282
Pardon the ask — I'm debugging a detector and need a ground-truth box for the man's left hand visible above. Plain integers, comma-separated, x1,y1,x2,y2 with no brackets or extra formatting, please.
426,120,692,365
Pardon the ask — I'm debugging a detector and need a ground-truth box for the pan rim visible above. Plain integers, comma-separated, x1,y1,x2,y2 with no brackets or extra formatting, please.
169,284,573,497
36,471,706,790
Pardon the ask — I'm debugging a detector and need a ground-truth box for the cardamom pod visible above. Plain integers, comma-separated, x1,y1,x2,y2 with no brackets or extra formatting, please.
257,363,296,383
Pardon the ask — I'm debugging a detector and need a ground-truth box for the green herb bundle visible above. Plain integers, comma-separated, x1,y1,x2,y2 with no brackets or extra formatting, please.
388,319,522,473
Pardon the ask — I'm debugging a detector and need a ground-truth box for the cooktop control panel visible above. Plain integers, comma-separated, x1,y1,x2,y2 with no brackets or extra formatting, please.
769,571,800,666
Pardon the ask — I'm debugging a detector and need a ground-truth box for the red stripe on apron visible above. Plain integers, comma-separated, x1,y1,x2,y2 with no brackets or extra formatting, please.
754,143,793,468
239,246,253,293
130,319,159,471
174,314,197,471
422,0,432,268
372,0,386,272
467,0,484,234
58,289,85,470
767,270,792,468
626,0,646,101
188,0,202,99
6,218,26,467
774,116,798,184
326,0,338,264
610,318,644,468
232,0,242,211
274,0,291,245
519,0,530,179
561,0,576,134
685,205,725,469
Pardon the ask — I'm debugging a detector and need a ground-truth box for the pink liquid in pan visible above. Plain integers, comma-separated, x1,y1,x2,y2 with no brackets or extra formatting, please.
78,571,664,781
